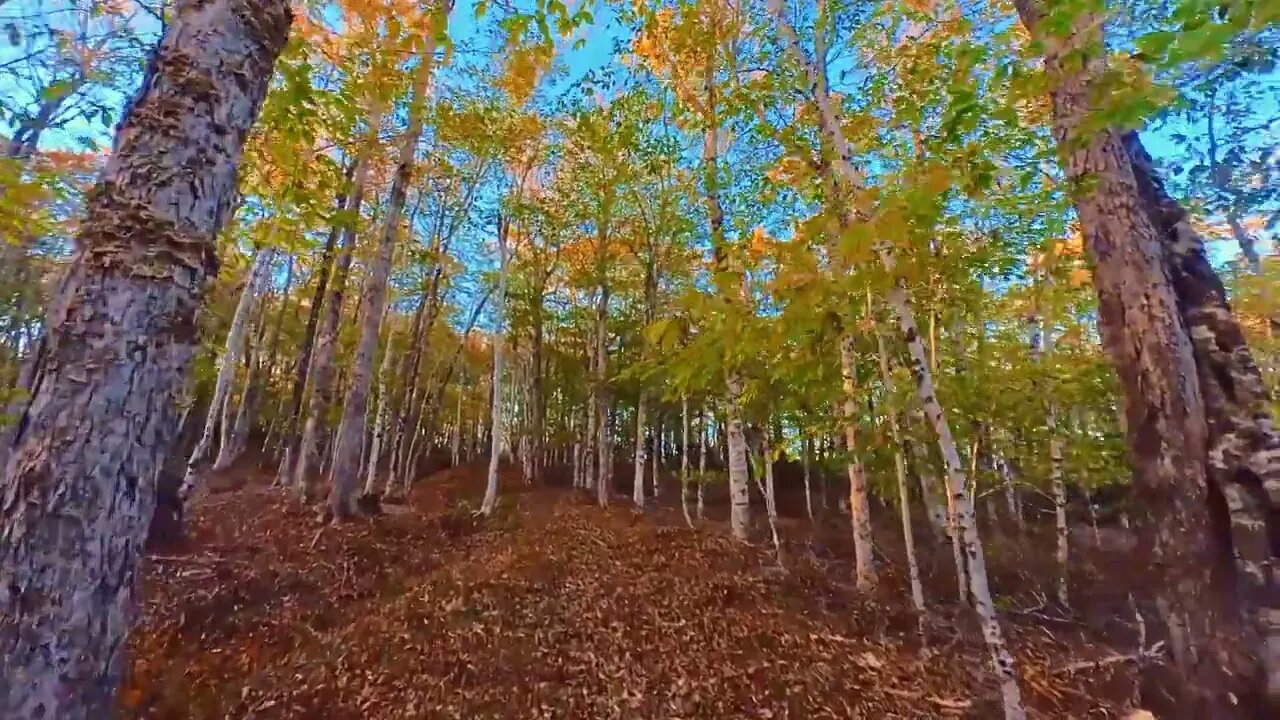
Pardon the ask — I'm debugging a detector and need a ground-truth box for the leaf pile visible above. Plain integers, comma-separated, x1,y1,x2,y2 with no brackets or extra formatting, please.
124,465,1139,719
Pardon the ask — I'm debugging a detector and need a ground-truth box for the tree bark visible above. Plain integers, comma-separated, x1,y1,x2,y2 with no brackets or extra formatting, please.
0,1,291,715
274,165,353,484
293,145,376,500
182,248,274,495
1015,0,1272,707
328,36,442,519
481,218,510,516
840,331,876,590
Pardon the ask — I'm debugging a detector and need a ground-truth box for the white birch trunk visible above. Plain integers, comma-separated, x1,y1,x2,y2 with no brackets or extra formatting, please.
634,393,647,507
0,0,291,714
802,436,814,521
697,404,707,521
840,332,876,590
183,248,273,496
1032,312,1070,606
770,3,1024,714
874,316,926,621
725,377,751,540
681,394,692,527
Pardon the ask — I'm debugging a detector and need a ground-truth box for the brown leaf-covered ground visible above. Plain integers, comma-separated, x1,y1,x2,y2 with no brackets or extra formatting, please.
123,462,1151,719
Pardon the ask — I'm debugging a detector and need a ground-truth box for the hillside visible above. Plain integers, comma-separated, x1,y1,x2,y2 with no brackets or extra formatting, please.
122,463,1149,719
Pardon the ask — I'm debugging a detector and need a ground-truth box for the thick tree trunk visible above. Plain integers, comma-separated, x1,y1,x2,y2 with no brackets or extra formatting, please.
182,248,274,495
1125,133,1280,702
0,1,291,716
1015,1,1269,707
840,332,876,590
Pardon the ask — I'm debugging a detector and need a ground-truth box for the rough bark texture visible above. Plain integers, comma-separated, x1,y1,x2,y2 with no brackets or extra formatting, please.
1014,0,1265,709
1125,133,1280,702
0,1,291,716
840,332,876,590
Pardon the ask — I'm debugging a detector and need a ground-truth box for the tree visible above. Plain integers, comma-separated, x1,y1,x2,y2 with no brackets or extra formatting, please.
0,0,293,715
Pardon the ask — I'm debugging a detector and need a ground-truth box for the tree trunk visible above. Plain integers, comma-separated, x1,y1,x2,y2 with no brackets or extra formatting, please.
222,254,293,470
725,376,751,541
634,393,647,507
294,144,376,500
480,220,510,517
874,311,926,624
182,248,274,495
593,282,610,506
769,3,1024,712
1031,310,1070,606
697,404,706,521
840,331,876,590
1125,133,1280,703
328,38,441,520
681,394,692,527
362,321,395,497
274,165,352,484
1015,1,1270,706
0,1,291,715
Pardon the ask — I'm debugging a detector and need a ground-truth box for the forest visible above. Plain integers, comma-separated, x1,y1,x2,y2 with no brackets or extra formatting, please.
0,0,1278,718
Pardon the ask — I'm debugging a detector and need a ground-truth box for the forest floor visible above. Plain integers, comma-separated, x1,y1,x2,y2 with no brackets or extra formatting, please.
123,460,1155,719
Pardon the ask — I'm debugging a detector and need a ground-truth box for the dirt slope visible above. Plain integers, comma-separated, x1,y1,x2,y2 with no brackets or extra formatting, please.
123,463,1137,719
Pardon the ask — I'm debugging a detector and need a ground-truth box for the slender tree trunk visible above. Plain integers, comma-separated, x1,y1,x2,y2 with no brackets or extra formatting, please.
0,2,291,715
182,249,274,495
681,394,692,527
802,435,814,521
725,377,751,540
294,143,377,500
593,283,610,505
770,4,1024,713
363,322,395,497
481,220,510,516
328,36,442,519
634,393,647,507
755,427,783,563
1031,311,1070,606
840,332,876,590
274,165,352,483
697,404,706,520
874,313,926,624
